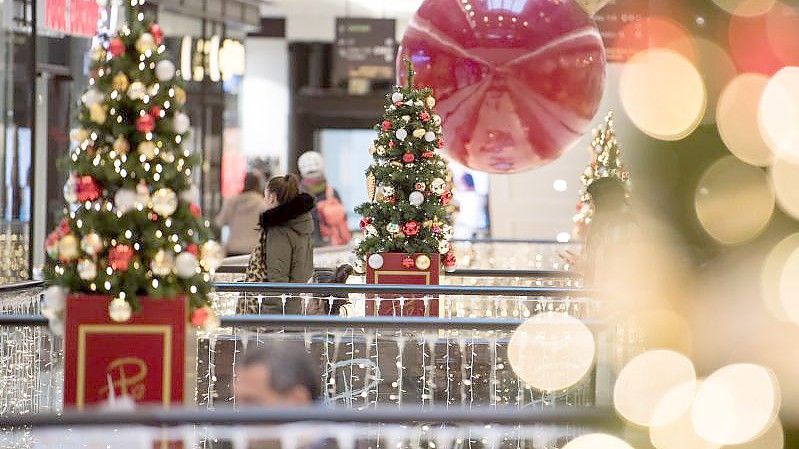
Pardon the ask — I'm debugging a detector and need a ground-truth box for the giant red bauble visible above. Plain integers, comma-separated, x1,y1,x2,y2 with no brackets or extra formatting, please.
398,0,606,173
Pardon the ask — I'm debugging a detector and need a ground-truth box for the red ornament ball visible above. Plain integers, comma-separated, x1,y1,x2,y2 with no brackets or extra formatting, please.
150,24,164,45
420,111,431,122
190,203,202,218
381,120,392,131
389,140,396,149
398,0,606,173
149,105,162,118
421,151,434,159
186,244,200,256
401,256,415,268
109,245,134,271
440,191,453,206
444,251,456,267
76,176,101,202
191,307,209,327
402,221,420,236
402,153,416,163
136,114,156,133
109,38,126,57
359,217,372,230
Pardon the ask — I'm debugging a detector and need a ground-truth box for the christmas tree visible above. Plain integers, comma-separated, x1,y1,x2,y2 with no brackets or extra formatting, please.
355,60,456,269
573,111,631,234
43,1,222,325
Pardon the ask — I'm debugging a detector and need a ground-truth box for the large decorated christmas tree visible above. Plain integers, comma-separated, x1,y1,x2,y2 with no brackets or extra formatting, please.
43,1,222,325
355,60,456,270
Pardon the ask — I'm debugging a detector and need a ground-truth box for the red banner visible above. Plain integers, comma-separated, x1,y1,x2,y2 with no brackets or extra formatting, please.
64,295,189,409
366,253,440,316
45,0,98,37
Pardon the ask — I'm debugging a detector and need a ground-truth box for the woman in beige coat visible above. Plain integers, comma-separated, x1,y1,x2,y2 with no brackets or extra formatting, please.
215,172,267,256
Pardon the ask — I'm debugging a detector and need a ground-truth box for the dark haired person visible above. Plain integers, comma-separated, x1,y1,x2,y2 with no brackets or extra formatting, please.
245,174,315,313
215,172,267,256
235,342,321,406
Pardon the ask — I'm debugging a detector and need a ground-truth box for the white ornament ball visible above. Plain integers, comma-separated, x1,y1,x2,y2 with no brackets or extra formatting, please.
64,176,78,203
109,297,132,323
135,33,157,54
83,88,104,107
395,128,408,141
439,240,450,254
174,112,191,134
391,92,404,103
424,131,437,142
81,232,103,256
58,235,79,261
368,254,384,269
136,182,151,205
127,81,146,100
409,191,425,207
175,252,199,279
114,188,137,214
426,96,436,108
381,185,395,197
78,259,98,281
151,188,178,217
201,240,225,271
402,115,411,123
431,178,447,195
364,224,378,237
433,115,442,125
155,60,176,82
151,249,175,277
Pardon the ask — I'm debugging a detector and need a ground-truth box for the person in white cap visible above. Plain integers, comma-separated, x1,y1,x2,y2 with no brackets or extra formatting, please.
297,151,351,246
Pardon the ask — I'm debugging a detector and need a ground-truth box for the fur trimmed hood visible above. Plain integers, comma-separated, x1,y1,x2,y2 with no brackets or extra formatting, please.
259,193,315,235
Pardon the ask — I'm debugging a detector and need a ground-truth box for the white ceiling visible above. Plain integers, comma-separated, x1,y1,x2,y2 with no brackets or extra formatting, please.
262,0,423,18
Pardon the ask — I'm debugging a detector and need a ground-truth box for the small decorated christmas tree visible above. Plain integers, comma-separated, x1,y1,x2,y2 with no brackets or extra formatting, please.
355,60,456,270
43,1,222,326
573,111,631,236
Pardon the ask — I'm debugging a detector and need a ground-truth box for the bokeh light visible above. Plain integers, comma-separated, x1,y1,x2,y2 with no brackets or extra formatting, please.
615,309,693,361
765,2,799,67
563,434,634,449
759,67,799,159
770,156,799,219
711,0,776,17
694,156,775,245
650,381,719,449
614,350,696,427
507,312,595,392
777,240,799,324
728,419,785,449
691,364,781,445
615,16,697,62
620,49,706,141
695,39,738,125
761,233,799,321
717,74,773,166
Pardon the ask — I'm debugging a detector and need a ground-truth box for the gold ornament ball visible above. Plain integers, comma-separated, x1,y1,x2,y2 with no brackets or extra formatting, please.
174,87,187,106
58,234,79,261
112,73,130,92
151,249,175,277
113,136,130,154
108,297,132,323
425,96,436,109
413,128,426,139
80,232,103,256
89,103,107,124
70,128,89,143
135,33,157,54
151,188,178,217
201,240,225,271
138,141,158,160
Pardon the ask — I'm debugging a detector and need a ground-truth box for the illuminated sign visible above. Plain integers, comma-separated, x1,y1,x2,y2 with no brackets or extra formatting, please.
179,36,246,83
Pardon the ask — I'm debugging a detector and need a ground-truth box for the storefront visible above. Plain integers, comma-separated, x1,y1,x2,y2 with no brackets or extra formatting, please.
0,0,256,285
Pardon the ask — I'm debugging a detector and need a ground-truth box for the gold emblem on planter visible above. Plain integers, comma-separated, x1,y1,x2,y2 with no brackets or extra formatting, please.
415,254,431,270
98,356,148,400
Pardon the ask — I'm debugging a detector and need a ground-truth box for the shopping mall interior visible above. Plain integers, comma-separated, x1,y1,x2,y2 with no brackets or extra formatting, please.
1,0,799,448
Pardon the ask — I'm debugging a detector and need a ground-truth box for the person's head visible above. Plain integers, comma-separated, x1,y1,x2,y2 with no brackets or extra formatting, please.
235,342,321,406
243,172,264,195
586,178,627,215
297,151,325,180
265,174,301,210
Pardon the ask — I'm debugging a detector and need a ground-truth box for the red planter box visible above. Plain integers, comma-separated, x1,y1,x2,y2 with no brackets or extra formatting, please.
64,294,193,409
366,252,439,317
